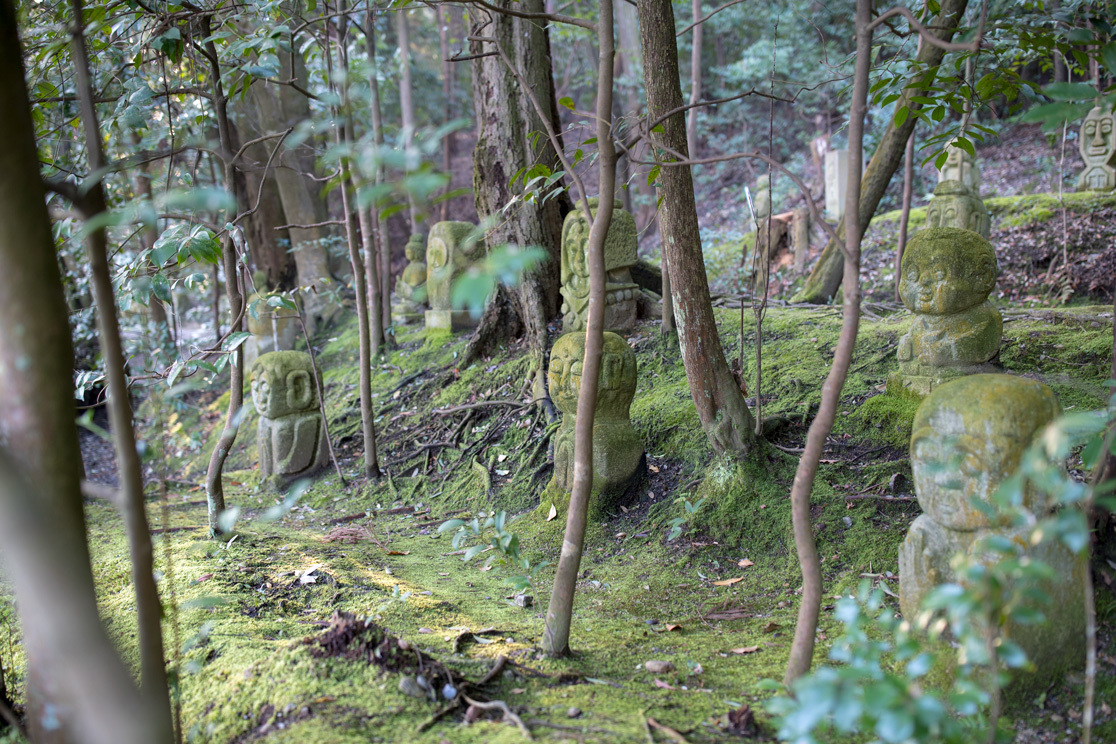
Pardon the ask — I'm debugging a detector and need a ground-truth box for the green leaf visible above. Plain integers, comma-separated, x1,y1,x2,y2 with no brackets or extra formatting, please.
216,506,241,533
1103,42,1116,76
558,96,575,110
224,331,252,351
893,105,909,127
152,273,172,302
953,137,975,157
1043,82,1099,101
463,545,486,562
438,519,466,533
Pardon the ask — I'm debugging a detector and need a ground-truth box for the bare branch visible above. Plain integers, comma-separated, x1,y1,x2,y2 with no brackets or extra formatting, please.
676,0,748,37
274,219,345,230
455,0,596,32
868,1,988,52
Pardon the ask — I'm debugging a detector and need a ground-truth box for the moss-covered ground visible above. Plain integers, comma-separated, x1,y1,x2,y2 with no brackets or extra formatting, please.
1,247,1114,743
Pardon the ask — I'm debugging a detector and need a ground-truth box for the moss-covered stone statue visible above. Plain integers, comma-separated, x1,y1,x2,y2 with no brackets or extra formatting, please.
548,332,643,497
937,141,982,195
924,180,990,238
751,174,771,223
894,228,1002,395
392,234,427,326
425,221,484,331
1078,105,1116,191
899,374,1085,676
251,351,328,486
560,199,640,333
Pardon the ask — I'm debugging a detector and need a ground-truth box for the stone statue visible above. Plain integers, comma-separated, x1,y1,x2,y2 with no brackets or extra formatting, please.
392,234,427,326
425,221,484,331
937,141,982,195
245,272,300,368
1078,106,1116,191
824,149,849,221
751,174,771,223
899,374,1085,675
895,228,1002,395
548,332,643,495
560,199,640,333
925,180,991,238
251,351,328,485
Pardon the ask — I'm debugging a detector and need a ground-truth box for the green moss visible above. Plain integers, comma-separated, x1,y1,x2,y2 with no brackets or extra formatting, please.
839,388,921,449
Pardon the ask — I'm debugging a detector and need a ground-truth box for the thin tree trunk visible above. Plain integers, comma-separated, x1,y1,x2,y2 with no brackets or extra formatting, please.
784,0,871,685
439,5,454,222
397,8,420,233
543,0,617,657
366,7,394,344
794,0,968,304
894,129,915,302
130,133,173,358
686,0,702,158
0,6,94,738
637,0,756,456
202,16,247,537
69,1,173,730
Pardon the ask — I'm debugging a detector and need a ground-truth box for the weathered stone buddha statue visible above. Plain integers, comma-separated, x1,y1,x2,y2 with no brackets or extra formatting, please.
1078,105,1116,191
251,351,328,486
899,374,1085,675
925,180,991,238
895,228,1002,395
548,332,643,496
425,221,484,331
560,199,640,333
392,234,427,326
937,141,982,194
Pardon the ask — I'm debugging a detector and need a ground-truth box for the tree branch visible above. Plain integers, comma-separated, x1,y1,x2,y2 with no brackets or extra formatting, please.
676,0,749,37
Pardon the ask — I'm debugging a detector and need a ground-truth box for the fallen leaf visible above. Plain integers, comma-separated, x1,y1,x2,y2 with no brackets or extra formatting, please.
313,696,336,704
652,678,675,690
663,623,682,632
510,688,526,695
738,559,754,568
417,628,434,634
547,503,557,521
620,505,629,513
763,621,780,633
497,454,508,462
386,550,410,556
195,573,214,583
649,464,660,473
713,577,744,586
480,564,493,572
731,646,760,654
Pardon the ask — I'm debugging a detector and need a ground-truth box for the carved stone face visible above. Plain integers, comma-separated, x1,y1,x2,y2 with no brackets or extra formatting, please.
938,143,980,194
1080,107,1116,167
548,332,637,419
925,182,990,237
250,351,318,419
559,199,639,332
899,228,996,315
425,221,478,312
405,234,425,262
909,374,1060,530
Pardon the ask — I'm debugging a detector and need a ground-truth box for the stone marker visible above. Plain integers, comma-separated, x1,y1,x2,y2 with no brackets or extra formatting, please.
425,221,484,331
1078,105,1116,191
899,374,1085,676
392,233,427,326
924,180,991,238
894,228,1002,395
251,351,329,485
791,207,810,276
824,149,849,221
560,199,640,333
548,331,643,495
937,141,982,195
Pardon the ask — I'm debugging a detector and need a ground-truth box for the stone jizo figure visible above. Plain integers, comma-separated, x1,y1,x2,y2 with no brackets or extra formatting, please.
251,351,328,485
895,228,1002,395
425,221,484,331
1078,105,1116,191
899,374,1085,676
548,332,643,495
751,174,771,223
560,199,640,333
392,234,427,326
937,141,982,195
925,180,990,238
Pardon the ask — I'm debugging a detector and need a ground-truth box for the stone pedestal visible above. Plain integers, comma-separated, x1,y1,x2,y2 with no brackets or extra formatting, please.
893,228,1002,395
1078,106,1116,191
548,332,643,495
251,351,328,486
824,149,848,221
392,234,427,326
425,221,483,332
560,199,640,333
898,374,1085,676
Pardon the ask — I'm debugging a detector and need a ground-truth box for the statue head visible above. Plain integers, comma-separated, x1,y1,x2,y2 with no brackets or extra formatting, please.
925,181,990,237
425,221,479,310
1079,106,1116,167
560,198,638,287
250,351,318,418
910,374,1060,530
899,228,997,316
405,234,426,262
548,332,637,419
755,174,770,192
938,142,980,193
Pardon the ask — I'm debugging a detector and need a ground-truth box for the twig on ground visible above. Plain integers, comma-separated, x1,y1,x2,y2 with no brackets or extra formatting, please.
646,716,689,743
462,695,533,740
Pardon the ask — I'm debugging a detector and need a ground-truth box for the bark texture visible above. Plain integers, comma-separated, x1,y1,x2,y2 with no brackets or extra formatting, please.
466,0,570,378
637,0,756,455
794,0,969,304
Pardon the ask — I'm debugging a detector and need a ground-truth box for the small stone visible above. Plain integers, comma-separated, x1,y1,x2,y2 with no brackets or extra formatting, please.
514,593,533,608
567,707,582,719
398,676,426,699
644,660,674,674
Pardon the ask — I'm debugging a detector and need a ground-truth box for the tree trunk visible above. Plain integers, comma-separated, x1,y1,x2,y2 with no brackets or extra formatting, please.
793,0,969,304
397,8,420,233
466,0,571,387
438,5,455,222
68,1,173,731
637,0,756,456
129,133,174,360
543,0,617,658
0,7,94,739
894,129,915,302
785,0,871,685
686,0,702,158
366,7,394,344
615,0,658,236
